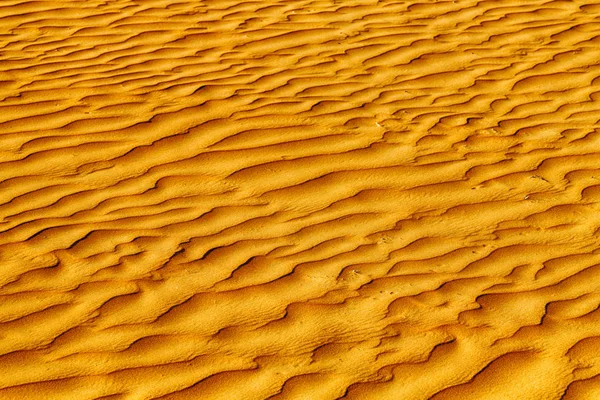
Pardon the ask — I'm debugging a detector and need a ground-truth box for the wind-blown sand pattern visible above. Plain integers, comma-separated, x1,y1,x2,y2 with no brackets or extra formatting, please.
2,0,600,398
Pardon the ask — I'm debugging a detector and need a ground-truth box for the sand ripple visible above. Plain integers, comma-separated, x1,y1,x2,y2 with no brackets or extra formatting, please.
1,0,600,399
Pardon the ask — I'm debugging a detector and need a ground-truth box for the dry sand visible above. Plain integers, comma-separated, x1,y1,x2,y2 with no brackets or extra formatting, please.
1,0,600,399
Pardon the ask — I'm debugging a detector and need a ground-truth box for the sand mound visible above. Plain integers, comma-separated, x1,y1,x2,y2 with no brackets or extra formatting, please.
2,0,600,399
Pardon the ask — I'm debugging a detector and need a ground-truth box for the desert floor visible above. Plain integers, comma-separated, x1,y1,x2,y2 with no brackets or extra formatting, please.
1,0,600,399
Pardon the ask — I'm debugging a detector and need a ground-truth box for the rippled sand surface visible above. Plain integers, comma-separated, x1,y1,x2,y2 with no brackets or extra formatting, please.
2,1,600,399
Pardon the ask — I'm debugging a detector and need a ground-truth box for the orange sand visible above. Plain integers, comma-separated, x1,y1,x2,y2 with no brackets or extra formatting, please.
1,0,600,399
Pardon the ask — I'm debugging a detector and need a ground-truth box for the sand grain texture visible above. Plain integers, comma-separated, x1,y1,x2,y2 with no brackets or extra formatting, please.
1,0,600,399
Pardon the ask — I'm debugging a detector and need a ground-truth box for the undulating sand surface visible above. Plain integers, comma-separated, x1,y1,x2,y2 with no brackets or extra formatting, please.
2,0,600,399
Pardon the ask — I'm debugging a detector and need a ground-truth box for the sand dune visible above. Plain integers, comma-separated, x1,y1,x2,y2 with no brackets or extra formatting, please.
2,0,600,398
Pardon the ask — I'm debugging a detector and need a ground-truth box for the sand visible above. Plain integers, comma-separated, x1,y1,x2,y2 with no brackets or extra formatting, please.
1,0,600,399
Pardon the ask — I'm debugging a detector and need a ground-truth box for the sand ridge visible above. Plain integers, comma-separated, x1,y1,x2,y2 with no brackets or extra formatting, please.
1,0,600,399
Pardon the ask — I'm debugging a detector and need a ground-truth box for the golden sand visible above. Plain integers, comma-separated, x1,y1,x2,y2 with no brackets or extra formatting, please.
1,0,600,398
